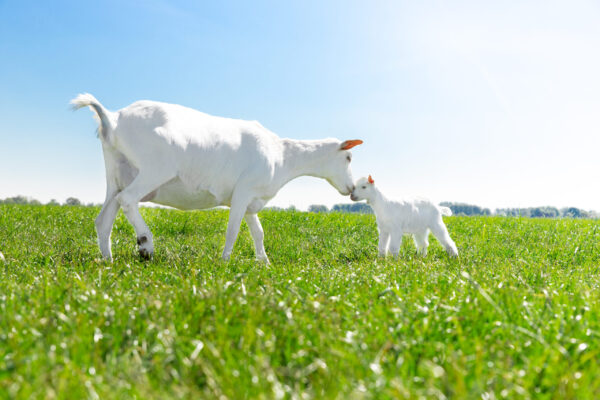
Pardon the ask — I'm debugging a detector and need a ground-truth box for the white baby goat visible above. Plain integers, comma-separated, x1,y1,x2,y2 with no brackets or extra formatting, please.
71,94,363,263
350,176,458,258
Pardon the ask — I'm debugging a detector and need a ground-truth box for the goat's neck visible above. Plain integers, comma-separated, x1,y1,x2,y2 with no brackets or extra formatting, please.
367,188,387,215
278,139,334,182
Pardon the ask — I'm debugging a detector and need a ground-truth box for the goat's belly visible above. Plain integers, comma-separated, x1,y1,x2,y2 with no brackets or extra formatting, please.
399,221,426,235
379,219,421,235
149,179,222,210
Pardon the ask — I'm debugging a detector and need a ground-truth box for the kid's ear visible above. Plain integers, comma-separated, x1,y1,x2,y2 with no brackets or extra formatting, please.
368,175,374,184
340,139,363,150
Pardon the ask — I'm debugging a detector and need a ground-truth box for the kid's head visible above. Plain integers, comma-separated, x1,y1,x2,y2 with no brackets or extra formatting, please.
350,175,375,201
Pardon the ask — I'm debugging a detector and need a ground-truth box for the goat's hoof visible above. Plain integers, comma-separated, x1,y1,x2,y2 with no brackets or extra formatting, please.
446,248,459,258
137,235,149,246
256,256,270,264
136,236,153,260
139,248,153,260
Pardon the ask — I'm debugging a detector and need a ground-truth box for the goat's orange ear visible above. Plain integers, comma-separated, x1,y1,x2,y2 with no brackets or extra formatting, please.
368,175,374,184
340,139,363,150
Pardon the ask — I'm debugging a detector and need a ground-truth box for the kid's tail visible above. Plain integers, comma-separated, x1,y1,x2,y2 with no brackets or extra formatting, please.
439,206,452,216
70,93,115,143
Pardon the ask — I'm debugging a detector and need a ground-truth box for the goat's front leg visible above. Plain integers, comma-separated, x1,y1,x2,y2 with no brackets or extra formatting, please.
222,194,251,262
413,230,429,257
388,231,403,259
96,194,120,261
378,229,390,257
116,170,174,259
245,213,269,264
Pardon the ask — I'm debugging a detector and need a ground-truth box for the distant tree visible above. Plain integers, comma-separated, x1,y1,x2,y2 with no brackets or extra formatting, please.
529,207,559,218
561,207,580,218
331,203,373,214
579,210,592,219
65,197,82,206
560,207,592,219
47,199,60,206
496,207,564,218
496,208,532,217
0,196,46,205
440,202,491,216
286,205,297,212
308,204,328,213
496,208,514,217
3,195,29,205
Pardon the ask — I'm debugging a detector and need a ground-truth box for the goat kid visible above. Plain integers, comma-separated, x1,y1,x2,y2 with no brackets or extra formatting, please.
72,94,363,263
350,176,458,258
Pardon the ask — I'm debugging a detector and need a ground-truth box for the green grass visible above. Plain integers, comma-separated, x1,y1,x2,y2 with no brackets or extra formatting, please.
1,204,600,399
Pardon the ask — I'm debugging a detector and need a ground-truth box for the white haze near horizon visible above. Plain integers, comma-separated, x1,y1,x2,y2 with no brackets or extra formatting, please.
271,2,600,212
1,1,599,212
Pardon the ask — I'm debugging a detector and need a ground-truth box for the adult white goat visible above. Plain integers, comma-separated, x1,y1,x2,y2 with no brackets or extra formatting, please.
71,94,363,263
350,175,458,258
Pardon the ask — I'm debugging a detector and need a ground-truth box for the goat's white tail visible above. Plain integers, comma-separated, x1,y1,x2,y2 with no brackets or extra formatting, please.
439,206,452,216
71,93,115,143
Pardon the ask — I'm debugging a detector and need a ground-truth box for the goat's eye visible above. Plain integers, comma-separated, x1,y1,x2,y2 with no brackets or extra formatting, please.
346,155,351,162
362,186,366,189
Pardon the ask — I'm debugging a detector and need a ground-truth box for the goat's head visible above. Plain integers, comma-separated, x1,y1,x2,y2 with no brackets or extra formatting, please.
323,139,363,196
350,175,375,201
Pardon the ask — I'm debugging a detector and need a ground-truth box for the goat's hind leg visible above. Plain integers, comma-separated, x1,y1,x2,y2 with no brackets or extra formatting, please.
431,219,458,257
116,170,175,259
245,213,269,264
413,229,429,257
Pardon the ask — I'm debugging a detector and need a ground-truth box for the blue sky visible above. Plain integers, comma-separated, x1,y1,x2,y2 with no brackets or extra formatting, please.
1,1,600,210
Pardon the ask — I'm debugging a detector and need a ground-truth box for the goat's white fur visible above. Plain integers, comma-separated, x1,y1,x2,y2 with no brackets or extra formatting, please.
350,176,458,258
71,93,362,263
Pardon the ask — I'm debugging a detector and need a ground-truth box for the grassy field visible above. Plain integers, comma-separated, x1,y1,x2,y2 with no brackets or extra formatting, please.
1,204,600,399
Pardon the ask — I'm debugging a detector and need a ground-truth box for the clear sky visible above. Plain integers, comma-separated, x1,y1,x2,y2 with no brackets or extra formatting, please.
1,1,599,211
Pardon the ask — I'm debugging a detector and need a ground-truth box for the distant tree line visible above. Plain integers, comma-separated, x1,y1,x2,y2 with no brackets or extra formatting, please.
495,206,597,219
1,196,597,219
307,202,598,219
308,203,373,214
330,203,373,214
440,202,491,216
0,196,96,207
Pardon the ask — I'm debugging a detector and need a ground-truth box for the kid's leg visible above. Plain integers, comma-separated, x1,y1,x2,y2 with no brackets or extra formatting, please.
413,230,429,256
378,229,390,257
431,219,458,257
389,231,403,258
